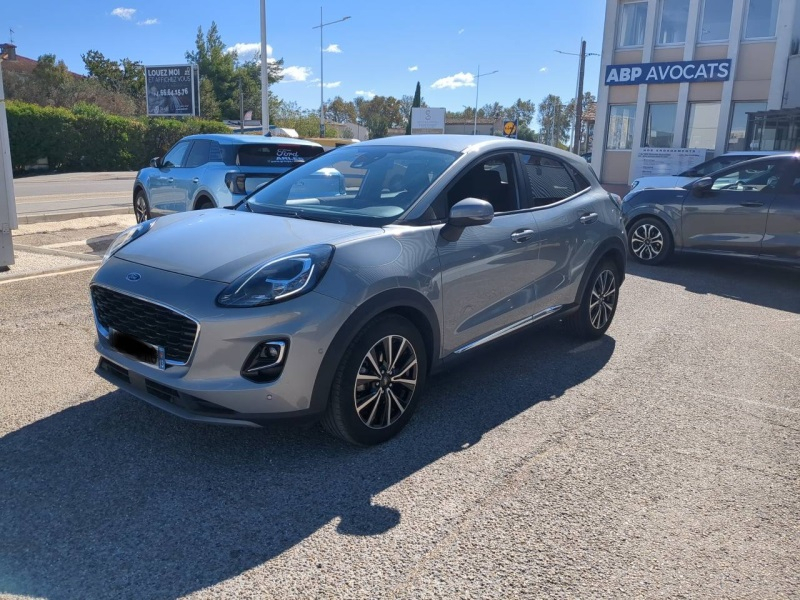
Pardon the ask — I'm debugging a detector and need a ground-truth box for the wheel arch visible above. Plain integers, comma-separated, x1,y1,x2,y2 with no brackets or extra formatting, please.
309,288,441,416
192,192,216,210
625,210,678,248
574,237,627,307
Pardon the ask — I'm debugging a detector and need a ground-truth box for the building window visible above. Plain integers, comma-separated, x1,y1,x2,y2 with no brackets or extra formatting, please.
685,103,721,149
607,105,637,150
657,0,690,45
744,0,779,39
699,0,733,42
644,104,677,148
727,101,767,150
618,2,648,47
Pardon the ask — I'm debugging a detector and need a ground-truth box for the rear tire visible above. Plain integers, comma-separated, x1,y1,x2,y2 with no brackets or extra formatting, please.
628,217,673,265
566,259,620,339
195,197,215,210
322,314,427,446
134,190,150,223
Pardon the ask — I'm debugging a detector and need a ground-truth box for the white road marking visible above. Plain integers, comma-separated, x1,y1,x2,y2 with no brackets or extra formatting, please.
0,264,99,284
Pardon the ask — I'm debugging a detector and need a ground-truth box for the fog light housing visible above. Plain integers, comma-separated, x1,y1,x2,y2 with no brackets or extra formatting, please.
241,340,288,383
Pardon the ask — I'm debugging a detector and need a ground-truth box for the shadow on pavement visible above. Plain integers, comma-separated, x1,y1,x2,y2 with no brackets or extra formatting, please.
0,327,614,599
628,254,800,314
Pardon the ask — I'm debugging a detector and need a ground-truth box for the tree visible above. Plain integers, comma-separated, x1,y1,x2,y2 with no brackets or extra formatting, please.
359,95,404,139
81,50,145,113
405,81,422,135
538,94,572,148
326,96,356,123
566,91,596,152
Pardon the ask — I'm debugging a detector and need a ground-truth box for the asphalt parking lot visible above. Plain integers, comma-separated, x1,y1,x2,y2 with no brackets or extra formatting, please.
0,219,798,599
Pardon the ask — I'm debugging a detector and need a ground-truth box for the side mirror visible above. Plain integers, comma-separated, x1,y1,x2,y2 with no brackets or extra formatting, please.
150,157,161,168
691,177,713,194
441,198,493,241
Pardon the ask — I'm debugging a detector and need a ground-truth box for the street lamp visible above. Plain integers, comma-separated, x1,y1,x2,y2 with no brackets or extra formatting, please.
312,8,350,138
473,66,498,135
555,40,599,153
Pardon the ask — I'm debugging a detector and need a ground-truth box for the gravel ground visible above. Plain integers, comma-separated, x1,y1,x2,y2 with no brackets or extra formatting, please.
0,255,797,599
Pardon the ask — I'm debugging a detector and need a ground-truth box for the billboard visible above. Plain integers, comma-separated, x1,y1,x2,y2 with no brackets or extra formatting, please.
145,64,199,116
411,107,445,133
605,59,732,86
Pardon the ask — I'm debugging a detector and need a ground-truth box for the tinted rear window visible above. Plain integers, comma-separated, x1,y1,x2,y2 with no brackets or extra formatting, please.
224,143,324,167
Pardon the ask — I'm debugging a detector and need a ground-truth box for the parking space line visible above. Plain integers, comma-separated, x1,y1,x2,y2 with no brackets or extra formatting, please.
0,264,99,285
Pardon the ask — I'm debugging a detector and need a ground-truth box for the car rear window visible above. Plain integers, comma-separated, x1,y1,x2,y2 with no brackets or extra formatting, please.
227,144,324,167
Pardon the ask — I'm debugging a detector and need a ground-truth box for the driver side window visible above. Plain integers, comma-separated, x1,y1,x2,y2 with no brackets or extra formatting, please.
162,141,190,168
710,159,785,192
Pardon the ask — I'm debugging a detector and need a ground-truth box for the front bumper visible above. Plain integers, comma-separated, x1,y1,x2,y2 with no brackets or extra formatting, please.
91,257,354,425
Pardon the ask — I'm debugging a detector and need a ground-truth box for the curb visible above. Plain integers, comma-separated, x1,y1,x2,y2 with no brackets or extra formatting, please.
14,244,103,262
16,207,133,226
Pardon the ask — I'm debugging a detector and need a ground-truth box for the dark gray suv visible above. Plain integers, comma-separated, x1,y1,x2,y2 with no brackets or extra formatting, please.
94,136,626,445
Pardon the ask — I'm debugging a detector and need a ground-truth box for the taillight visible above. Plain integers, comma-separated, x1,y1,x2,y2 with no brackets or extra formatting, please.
225,173,247,194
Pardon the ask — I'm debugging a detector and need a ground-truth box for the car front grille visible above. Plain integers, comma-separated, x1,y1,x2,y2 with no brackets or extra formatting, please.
91,285,198,364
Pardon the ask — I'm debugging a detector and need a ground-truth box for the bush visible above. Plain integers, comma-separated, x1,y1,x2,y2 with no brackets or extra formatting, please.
6,100,229,173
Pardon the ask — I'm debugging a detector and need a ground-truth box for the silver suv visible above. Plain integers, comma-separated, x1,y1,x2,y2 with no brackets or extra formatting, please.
94,136,626,445
133,134,325,222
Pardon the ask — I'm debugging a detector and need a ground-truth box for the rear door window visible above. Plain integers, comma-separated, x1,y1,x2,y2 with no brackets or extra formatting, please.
184,140,211,168
235,144,324,167
519,153,586,207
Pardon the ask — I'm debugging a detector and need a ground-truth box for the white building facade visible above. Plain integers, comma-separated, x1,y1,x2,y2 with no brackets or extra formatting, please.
593,0,800,185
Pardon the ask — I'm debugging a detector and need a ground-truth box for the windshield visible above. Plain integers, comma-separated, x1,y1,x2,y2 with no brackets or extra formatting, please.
242,145,459,225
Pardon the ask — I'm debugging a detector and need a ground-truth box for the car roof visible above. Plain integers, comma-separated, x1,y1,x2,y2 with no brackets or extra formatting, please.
720,150,785,156
182,133,323,148
355,134,591,169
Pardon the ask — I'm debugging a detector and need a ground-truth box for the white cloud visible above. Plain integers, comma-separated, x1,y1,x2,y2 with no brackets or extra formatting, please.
355,90,376,100
431,72,475,90
539,67,548,72
458,28,465,34
225,43,273,61
408,65,418,72
111,7,136,19
323,44,342,53
137,18,159,26
321,81,341,89
280,66,312,82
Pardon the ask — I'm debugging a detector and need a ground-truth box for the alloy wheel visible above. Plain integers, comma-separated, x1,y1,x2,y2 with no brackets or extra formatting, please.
589,269,617,330
134,195,149,223
353,334,418,429
630,223,664,261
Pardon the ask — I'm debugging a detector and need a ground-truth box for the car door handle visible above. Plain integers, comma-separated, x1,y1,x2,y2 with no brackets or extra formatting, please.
579,212,598,224
739,201,764,207
167,177,174,183
511,229,535,243
192,178,199,184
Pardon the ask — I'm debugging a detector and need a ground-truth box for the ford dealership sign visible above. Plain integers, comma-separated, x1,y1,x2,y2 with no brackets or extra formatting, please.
605,59,732,86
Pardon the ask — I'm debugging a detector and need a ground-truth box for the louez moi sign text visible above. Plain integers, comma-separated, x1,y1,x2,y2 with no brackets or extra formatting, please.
605,59,732,86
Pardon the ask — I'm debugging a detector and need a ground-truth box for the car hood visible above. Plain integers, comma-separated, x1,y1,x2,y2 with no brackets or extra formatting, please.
632,175,695,189
115,209,382,283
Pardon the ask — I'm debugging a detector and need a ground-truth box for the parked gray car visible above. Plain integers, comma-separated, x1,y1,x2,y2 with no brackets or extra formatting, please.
93,136,626,445
622,154,800,266
133,134,325,222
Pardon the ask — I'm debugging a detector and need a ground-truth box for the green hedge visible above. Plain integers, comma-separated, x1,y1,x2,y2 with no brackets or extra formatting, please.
6,100,229,173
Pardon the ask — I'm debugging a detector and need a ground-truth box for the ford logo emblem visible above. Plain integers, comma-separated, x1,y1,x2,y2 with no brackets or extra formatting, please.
126,272,141,281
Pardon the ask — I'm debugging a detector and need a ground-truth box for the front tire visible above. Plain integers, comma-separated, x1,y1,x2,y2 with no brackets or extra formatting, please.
195,197,215,210
628,217,673,265
134,190,150,223
322,314,427,445
566,259,620,339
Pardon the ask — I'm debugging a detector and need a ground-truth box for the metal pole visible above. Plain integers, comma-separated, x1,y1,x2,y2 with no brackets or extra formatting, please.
260,0,269,134
319,7,324,137
0,58,18,270
473,65,480,135
573,39,586,154
239,78,244,134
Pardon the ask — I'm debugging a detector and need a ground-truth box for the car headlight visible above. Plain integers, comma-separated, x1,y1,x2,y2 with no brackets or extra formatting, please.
103,220,155,264
216,245,335,307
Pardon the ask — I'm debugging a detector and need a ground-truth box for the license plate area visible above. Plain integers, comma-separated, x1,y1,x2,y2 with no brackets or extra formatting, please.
110,329,164,369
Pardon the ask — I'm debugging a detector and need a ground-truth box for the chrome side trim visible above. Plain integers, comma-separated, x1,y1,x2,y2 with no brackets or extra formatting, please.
454,305,563,354
90,283,201,368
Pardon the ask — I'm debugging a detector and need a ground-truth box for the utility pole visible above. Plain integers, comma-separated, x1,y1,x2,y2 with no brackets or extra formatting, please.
260,0,269,135
0,56,18,270
573,40,586,154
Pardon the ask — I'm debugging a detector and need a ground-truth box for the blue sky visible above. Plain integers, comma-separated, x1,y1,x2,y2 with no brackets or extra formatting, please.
3,1,606,115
